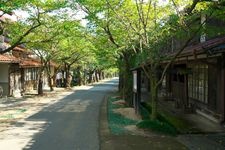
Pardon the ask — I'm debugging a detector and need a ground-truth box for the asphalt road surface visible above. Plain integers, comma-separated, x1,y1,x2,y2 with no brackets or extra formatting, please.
0,78,118,150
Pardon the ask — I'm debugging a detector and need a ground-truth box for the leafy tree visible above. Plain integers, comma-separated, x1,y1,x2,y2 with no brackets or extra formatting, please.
73,0,137,105
55,21,95,87
75,0,225,120
0,0,67,54
25,16,65,94
86,29,118,81
3,0,224,118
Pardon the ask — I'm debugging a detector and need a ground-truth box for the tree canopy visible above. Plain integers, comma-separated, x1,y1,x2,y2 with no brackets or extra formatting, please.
1,0,225,116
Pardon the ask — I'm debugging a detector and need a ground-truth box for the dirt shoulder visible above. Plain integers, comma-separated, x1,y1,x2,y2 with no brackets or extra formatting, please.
100,95,188,150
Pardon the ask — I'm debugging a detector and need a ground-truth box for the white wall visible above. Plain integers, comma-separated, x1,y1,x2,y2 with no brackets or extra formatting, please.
0,63,9,82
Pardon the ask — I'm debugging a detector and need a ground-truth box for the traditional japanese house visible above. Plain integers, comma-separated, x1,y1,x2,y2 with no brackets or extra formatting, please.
0,41,56,96
132,14,225,123
12,45,41,94
0,54,21,97
0,14,55,97
163,36,225,123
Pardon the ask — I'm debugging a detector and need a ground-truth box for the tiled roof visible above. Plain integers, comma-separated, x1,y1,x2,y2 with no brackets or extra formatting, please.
0,54,19,63
0,54,42,68
0,40,57,68
179,36,225,57
0,54,56,68
133,36,225,69
4,42,29,53
19,59,42,68
13,46,27,52
19,59,57,68
2,40,31,54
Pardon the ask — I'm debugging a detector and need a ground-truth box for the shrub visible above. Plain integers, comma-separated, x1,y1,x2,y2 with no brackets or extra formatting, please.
138,102,178,136
137,120,177,136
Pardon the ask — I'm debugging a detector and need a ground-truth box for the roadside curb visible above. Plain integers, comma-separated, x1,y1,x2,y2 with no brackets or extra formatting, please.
99,93,189,150
100,94,114,150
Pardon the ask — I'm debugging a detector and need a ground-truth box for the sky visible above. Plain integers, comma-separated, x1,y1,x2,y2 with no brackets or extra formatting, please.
1,0,169,27
10,8,88,26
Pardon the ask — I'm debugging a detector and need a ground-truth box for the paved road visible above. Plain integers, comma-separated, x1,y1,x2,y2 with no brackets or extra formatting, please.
26,78,118,150
0,78,118,150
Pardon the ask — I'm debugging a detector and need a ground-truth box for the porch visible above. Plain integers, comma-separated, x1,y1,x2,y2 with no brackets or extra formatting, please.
137,90,225,133
132,65,225,133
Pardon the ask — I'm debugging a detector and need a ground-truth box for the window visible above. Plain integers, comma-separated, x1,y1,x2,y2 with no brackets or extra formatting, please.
25,68,38,81
188,64,208,103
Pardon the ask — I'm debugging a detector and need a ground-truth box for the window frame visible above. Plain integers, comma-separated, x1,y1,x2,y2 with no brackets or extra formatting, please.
188,64,208,104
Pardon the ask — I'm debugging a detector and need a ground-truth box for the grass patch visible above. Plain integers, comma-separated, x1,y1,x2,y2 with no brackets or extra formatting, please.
17,108,27,113
138,102,178,136
137,120,177,136
108,96,137,134
138,102,200,135
159,110,197,133
0,114,14,119
108,96,194,136
0,108,27,119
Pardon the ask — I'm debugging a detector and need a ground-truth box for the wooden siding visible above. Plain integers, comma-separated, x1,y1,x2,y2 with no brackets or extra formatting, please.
208,63,218,111
172,81,186,108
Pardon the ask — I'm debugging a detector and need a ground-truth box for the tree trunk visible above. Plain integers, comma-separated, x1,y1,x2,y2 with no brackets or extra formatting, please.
48,76,54,91
65,64,72,88
88,72,93,83
118,70,123,93
83,70,87,85
151,78,158,120
98,70,102,80
92,73,95,82
122,53,133,106
102,72,105,79
38,69,44,95
46,61,54,91
95,70,99,82
150,73,158,120
77,67,82,86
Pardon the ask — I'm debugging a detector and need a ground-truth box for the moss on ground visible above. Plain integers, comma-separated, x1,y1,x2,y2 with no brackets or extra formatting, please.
159,110,199,133
0,108,27,119
138,103,177,136
108,96,198,136
108,96,137,134
138,102,201,135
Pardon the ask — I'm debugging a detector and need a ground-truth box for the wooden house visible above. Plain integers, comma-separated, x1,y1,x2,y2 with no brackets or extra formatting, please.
0,41,55,97
132,14,225,123
162,36,225,123
0,54,20,97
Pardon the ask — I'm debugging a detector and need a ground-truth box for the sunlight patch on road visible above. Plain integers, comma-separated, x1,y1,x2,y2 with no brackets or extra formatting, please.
58,100,90,113
0,120,49,150
43,100,90,113
73,85,94,90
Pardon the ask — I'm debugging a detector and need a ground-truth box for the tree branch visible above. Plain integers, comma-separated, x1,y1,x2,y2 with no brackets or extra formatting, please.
103,24,120,48
156,11,213,88
185,0,200,15
0,7,42,54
